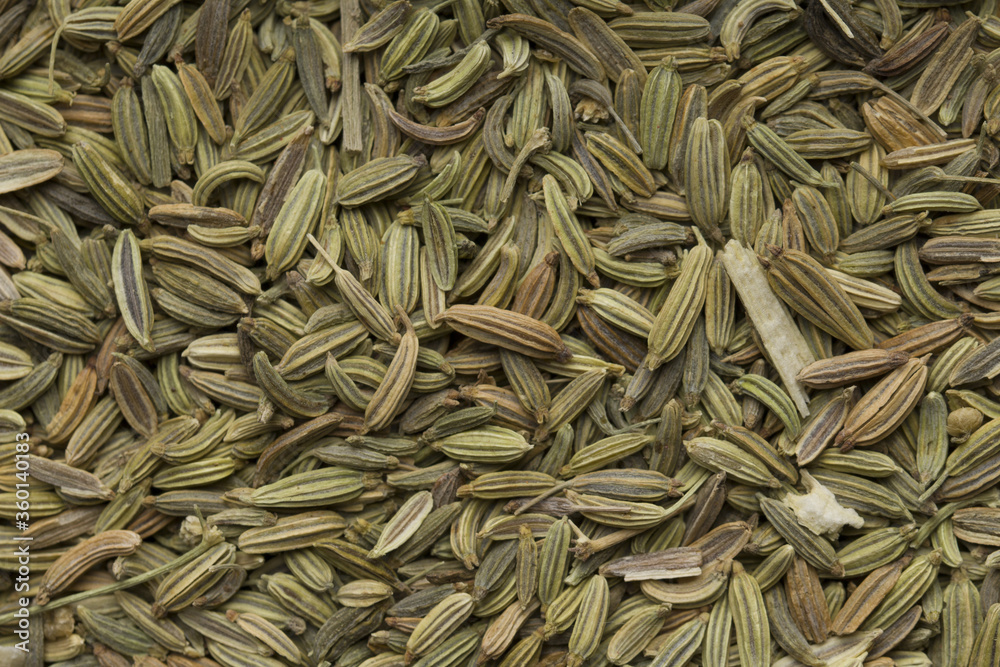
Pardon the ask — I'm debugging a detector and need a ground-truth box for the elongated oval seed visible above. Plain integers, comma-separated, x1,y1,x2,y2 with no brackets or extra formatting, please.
112,229,154,352
441,305,572,361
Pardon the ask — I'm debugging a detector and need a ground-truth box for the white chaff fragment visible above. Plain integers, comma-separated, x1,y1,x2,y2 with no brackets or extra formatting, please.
721,240,814,417
784,471,864,538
